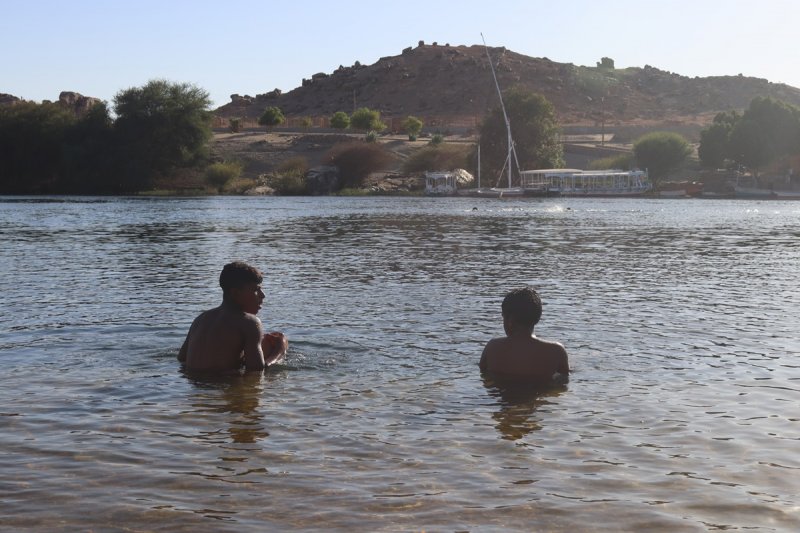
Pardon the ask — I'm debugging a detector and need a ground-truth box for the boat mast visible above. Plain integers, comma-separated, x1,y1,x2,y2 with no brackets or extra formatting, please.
477,144,481,188
482,33,514,189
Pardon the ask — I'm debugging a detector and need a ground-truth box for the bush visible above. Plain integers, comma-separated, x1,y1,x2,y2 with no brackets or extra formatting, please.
402,144,472,173
365,130,378,143
301,116,313,129
276,156,309,177
325,142,393,188
403,115,423,140
588,153,633,170
429,133,444,145
330,111,350,129
205,161,243,191
350,107,386,132
259,106,285,130
229,117,242,133
270,173,307,195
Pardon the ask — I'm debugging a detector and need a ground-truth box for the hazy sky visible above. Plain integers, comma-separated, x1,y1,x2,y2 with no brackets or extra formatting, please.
3,0,799,108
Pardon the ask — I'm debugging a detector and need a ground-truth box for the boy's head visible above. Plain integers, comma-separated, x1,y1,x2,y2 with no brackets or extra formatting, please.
220,262,264,314
220,261,263,292
502,287,542,333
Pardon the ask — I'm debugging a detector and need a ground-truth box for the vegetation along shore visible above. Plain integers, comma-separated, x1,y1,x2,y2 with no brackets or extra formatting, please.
3,43,800,196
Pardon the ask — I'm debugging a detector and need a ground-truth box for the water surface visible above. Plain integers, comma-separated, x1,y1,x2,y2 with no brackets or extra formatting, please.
1,196,798,531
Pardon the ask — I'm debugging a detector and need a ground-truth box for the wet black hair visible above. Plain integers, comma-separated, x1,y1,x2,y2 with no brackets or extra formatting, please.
219,261,263,293
502,287,542,330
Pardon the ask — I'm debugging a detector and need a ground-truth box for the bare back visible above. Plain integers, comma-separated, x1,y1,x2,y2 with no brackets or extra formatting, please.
178,303,265,372
480,335,569,383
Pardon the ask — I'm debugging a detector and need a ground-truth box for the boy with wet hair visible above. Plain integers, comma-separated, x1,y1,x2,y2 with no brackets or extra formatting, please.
479,287,569,382
178,261,287,372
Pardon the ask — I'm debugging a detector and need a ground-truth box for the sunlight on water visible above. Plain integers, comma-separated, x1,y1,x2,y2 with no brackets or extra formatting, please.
1,196,798,531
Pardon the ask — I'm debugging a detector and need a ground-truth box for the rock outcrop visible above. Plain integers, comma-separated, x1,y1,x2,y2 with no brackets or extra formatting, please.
58,91,102,116
306,166,340,195
0,93,23,107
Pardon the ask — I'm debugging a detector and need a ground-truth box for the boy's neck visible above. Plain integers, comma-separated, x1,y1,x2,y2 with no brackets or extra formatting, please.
507,327,535,339
221,297,241,312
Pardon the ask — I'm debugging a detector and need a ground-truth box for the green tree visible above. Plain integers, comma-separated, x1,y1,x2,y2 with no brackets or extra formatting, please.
478,88,563,183
727,97,800,176
258,106,285,131
633,131,691,186
403,115,423,140
0,101,77,192
330,111,350,129
114,79,212,190
0,100,118,193
698,111,739,169
350,107,386,132
60,101,115,192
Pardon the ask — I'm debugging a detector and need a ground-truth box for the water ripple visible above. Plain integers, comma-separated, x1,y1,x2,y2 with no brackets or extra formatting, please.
1,196,799,530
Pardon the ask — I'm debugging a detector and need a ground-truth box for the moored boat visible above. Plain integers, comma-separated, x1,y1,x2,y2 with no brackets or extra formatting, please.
659,180,704,197
735,185,800,199
461,187,526,198
520,169,651,197
424,171,458,196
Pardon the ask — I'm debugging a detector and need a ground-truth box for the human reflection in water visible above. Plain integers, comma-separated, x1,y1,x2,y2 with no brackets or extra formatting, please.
183,370,278,444
482,375,567,441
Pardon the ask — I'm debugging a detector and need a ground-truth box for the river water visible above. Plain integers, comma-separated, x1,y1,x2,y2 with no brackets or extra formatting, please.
1,196,798,531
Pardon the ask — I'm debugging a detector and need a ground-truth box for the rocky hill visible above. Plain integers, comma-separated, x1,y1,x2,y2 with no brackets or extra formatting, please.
0,91,103,116
216,42,800,129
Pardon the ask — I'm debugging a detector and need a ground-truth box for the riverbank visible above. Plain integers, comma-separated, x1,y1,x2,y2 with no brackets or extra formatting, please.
206,129,461,195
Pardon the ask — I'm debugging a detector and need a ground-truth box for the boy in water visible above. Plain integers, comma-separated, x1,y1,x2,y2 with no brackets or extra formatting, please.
178,261,288,372
479,287,569,382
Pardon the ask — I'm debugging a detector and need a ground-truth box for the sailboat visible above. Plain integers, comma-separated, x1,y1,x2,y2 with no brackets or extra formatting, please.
460,35,526,198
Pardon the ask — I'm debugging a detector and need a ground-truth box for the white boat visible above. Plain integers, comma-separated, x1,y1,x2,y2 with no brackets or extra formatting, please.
772,189,800,199
659,180,704,198
424,171,458,196
460,187,526,198
520,168,651,197
658,189,689,198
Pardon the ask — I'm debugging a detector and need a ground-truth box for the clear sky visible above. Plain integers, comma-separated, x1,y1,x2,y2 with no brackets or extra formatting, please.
3,0,799,109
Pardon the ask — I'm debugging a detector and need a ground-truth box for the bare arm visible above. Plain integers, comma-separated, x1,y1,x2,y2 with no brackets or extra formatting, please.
479,341,492,372
178,336,188,363
242,316,266,372
177,317,198,363
263,332,288,366
556,343,570,375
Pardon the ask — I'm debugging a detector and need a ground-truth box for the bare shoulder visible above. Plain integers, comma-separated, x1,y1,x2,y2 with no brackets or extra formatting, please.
535,337,567,354
480,337,506,370
484,336,505,348
482,337,508,355
538,338,569,374
238,312,264,333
